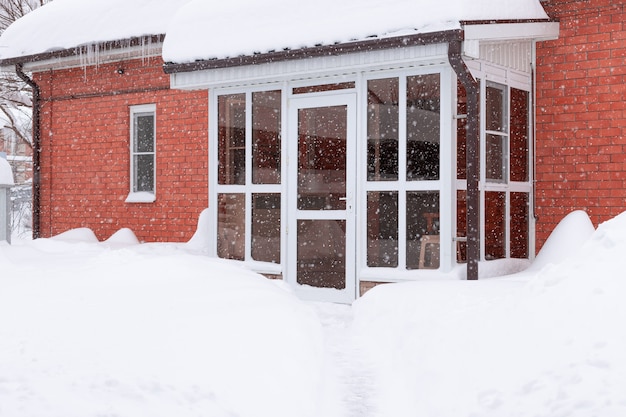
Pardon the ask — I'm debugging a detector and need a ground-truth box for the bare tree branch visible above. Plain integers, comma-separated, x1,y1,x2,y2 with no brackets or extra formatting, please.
0,0,52,152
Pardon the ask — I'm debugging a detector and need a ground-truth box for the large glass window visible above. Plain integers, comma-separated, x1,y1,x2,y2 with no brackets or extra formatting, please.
216,90,282,264
366,73,441,270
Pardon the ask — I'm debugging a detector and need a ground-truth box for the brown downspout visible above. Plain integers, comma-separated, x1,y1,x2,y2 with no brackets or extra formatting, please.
448,39,480,280
15,63,41,239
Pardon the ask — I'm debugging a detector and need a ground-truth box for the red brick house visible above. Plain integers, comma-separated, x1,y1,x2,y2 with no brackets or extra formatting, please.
535,0,626,249
5,0,615,303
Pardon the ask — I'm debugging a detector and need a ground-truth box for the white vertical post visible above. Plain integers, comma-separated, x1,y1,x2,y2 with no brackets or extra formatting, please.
0,153,15,243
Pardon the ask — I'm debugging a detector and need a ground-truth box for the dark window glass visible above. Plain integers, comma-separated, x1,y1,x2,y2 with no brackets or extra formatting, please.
407,191,440,269
251,193,281,263
218,94,246,185
252,91,281,184
407,74,440,181
367,78,399,181
367,191,398,267
217,193,246,261
510,88,529,182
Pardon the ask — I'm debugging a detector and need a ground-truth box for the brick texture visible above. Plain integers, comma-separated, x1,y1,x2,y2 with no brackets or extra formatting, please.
34,57,208,242
535,0,626,249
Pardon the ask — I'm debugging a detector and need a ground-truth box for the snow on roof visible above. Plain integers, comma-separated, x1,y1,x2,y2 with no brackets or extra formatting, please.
0,0,549,63
0,0,192,60
163,0,549,63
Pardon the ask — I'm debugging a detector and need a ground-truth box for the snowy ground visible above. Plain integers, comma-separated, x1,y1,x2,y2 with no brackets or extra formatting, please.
1,210,626,417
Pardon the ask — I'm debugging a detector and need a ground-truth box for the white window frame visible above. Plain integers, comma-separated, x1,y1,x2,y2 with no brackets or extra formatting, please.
209,85,286,276
359,66,454,280
478,74,533,261
126,104,156,203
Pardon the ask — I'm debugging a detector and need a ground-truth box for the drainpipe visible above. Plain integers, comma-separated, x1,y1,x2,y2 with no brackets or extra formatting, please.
15,63,41,239
448,39,480,280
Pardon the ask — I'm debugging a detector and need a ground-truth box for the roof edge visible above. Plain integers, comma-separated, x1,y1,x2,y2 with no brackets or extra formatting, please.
0,34,165,68
163,29,464,74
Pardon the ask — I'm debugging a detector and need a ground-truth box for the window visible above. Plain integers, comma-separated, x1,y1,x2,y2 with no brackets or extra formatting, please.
127,104,156,203
482,82,531,260
215,90,282,264
485,82,508,183
366,73,441,270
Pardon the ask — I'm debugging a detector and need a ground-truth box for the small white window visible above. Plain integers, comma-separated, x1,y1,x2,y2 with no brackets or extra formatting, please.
126,104,156,203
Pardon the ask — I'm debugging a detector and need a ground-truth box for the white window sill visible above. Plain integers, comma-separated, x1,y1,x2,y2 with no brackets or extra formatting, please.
125,191,156,203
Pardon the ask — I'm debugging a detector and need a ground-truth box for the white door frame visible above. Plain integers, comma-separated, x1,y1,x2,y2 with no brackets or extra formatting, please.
286,93,357,303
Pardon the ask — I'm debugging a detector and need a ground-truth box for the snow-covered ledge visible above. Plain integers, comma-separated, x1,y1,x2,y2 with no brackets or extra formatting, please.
125,191,156,203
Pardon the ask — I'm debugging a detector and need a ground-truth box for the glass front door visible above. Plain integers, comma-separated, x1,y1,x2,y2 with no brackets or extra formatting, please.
288,94,356,303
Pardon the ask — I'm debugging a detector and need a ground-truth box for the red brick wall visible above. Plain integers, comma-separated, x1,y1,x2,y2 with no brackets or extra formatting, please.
535,0,626,249
34,56,209,242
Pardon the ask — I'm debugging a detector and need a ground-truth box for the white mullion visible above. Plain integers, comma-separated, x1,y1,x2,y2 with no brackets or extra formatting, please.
398,76,408,270
280,84,288,273
479,78,486,262
439,68,453,271
209,90,219,257
505,85,512,259
244,92,253,261
355,71,366,281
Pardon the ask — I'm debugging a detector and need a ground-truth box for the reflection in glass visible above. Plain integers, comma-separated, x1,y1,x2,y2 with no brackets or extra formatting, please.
134,114,154,153
367,191,398,267
132,112,155,193
133,154,154,192
407,191,440,269
511,192,529,259
367,78,399,181
217,193,246,260
456,81,467,180
252,193,281,263
485,191,506,260
297,220,346,289
297,106,347,210
407,74,440,181
510,88,529,182
486,84,506,132
486,133,507,182
252,91,281,184
218,94,246,185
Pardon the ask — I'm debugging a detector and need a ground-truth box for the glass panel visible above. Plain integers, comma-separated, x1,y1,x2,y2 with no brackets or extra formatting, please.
134,114,154,153
297,106,347,210
510,192,529,259
486,84,507,133
367,191,398,267
252,91,281,184
292,82,355,94
251,193,281,263
456,189,467,262
510,88,529,182
485,191,506,260
407,191,440,269
407,74,440,181
217,193,245,261
367,78,399,181
218,94,246,185
133,154,154,192
486,133,507,182
297,219,346,289
457,81,467,180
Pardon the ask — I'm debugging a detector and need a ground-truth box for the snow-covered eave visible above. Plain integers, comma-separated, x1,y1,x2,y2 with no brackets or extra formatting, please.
0,34,165,73
163,19,557,74
163,29,465,74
